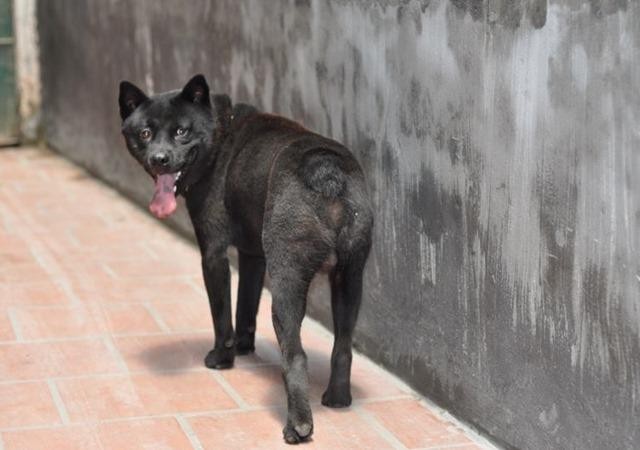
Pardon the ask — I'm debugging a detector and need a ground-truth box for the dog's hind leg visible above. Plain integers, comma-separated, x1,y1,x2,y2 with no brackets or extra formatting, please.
268,258,315,444
322,245,369,408
235,252,265,354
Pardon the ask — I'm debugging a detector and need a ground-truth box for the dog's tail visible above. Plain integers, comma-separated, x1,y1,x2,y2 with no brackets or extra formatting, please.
300,149,347,198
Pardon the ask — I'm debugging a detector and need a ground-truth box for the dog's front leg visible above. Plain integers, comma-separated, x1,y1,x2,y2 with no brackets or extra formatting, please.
201,248,235,369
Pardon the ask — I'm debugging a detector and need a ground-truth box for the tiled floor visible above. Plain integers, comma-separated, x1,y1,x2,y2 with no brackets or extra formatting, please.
0,147,494,450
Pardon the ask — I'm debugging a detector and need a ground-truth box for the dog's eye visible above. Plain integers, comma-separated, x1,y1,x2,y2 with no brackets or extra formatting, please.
139,129,152,141
175,127,189,137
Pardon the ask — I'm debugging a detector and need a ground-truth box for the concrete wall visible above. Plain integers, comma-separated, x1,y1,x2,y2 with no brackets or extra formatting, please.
37,1,640,448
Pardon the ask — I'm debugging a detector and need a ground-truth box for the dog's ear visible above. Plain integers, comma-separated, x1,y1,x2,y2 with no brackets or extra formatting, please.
181,74,211,107
212,94,232,131
118,81,148,121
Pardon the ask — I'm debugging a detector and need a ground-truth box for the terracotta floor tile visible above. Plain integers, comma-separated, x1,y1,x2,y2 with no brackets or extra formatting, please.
96,417,194,450
0,242,35,266
308,407,396,449
0,382,61,428
2,419,192,450
103,258,200,279
56,371,236,421
0,281,70,307
364,399,475,449
2,426,99,450
151,300,213,332
0,311,15,341
10,304,162,339
67,226,176,250
46,242,156,267
189,410,289,450
143,240,202,265
189,407,394,450
11,305,105,340
0,339,124,380
71,276,203,304
221,365,286,407
0,263,51,284
102,303,163,334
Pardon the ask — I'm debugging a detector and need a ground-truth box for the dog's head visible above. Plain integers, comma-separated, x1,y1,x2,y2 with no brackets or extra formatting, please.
118,74,231,219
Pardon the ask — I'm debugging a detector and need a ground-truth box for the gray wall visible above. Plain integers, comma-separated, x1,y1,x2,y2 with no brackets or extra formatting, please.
37,1,640,448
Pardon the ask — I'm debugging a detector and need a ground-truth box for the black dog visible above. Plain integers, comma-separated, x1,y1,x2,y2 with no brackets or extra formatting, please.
118,75,373,444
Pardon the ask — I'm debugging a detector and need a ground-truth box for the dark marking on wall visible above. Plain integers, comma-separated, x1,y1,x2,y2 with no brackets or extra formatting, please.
450,0,484,20
590,0,628,18
498,0,523,29
527,0,547,28
408,166,447,241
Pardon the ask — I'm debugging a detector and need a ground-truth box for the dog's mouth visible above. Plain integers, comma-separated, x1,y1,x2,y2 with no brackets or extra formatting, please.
149,170,183,219
147,148,198,219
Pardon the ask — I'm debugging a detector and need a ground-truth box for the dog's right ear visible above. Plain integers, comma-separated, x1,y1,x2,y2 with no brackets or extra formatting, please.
118,81,148,121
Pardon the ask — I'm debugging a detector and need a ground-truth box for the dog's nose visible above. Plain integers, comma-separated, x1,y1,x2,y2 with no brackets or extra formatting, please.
150,152,170,168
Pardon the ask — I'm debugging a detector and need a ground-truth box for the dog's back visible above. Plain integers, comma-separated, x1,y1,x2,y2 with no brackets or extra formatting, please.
222,107,373,269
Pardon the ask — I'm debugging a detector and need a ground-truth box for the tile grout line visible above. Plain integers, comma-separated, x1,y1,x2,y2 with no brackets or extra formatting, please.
46,379,71,425
6,308,24,342
101,336,130,373
143,302,171,333
209,371,252,410
175,415,204,450
101,263,118,279
65,229,82,249
184,277,207,297
139,242,160,259
353,405,407,450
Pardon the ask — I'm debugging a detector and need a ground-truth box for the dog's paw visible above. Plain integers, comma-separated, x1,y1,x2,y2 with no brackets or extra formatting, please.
321,386,352,408
204,347,234,369
283,420,313,444
235,334,255,355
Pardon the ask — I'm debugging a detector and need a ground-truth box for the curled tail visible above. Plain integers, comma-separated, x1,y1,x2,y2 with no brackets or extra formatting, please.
300,149,347,198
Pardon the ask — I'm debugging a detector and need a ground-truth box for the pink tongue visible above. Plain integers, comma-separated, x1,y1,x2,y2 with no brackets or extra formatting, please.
149,174,177,219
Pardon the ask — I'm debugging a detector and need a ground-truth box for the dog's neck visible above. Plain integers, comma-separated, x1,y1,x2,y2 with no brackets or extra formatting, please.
183,99,260,216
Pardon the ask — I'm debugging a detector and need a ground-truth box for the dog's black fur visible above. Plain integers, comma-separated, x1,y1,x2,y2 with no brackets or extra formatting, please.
118,75,373,444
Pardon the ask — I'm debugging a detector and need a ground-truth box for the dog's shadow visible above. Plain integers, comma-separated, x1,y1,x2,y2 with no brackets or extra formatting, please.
137,334,366,423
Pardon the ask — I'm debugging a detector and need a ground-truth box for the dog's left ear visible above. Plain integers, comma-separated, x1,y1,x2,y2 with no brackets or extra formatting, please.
181,74,211,107
119,81,148,121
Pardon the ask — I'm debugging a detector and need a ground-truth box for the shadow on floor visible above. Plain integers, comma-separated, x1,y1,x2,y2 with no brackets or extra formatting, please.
136,333,365,424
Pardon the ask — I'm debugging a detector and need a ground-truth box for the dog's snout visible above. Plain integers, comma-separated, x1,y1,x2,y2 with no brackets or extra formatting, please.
150,152,170,168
